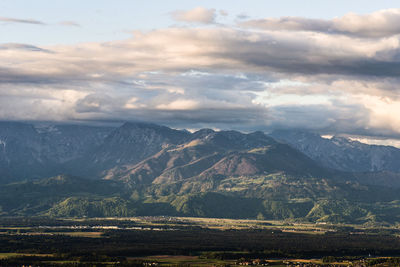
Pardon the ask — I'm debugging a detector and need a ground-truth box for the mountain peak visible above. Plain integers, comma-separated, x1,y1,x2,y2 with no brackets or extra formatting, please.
121,121,162,129
272,129,400,173
192,128,215,139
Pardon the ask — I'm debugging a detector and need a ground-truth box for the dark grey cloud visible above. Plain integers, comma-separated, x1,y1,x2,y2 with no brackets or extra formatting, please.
0,66,84,85
241,17,334,33
268,103,370,133
204,38,400,78
229,49,400,77
240,9,400,38
0,67,56,84
74,103,269,132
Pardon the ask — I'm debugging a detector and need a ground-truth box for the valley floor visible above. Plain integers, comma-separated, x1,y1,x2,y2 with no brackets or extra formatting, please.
0,216,400,266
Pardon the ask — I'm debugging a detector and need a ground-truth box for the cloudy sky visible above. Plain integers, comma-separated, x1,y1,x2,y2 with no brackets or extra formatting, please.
2,0,400,143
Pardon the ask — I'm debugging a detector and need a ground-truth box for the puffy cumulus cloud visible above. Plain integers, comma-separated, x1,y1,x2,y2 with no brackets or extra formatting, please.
1,8,400,139
171,7,216,24
0,85,86,121
0,16,45,25
334,9,400,38
241,8,400,38
357,95,400,135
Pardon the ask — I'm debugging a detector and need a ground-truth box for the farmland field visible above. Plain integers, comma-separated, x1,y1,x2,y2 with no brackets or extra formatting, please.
1,217,400,266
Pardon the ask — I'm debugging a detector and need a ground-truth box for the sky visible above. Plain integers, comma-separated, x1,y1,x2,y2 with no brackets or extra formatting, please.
1,1,400,143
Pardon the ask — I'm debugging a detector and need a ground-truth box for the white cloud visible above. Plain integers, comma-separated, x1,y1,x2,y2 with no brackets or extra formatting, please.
347,136,400,148
333,9,400,38
357,95,400,133
171,7,216,24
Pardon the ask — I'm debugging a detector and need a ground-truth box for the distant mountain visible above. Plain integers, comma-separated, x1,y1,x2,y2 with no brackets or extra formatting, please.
270,129,400,173
70,122,192,178
0,121,112,182
105,129,329,187
0,121,194,182
1,121,400,224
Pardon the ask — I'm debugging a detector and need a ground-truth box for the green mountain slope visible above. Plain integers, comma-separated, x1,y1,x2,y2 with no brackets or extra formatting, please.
1,172,400,224
105,130,330,187
1,123,400,224
0,175,124,216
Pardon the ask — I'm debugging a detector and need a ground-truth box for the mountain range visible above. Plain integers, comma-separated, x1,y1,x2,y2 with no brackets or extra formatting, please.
270,129,400,173
1,121,400,224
